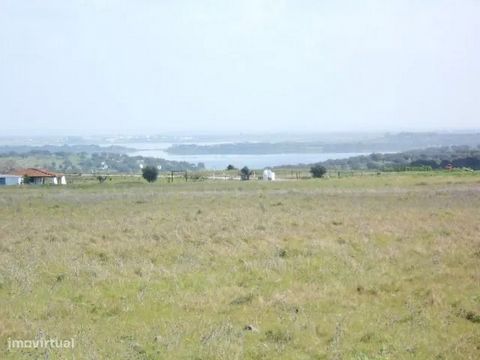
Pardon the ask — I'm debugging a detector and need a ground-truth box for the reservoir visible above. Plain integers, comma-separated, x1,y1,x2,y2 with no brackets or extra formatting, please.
118,143,367,169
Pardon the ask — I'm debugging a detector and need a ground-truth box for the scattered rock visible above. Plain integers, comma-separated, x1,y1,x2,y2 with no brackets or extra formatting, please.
244,324,259,332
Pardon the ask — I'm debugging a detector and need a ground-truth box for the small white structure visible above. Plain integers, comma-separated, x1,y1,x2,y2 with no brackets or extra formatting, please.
263,169,276,181
0,174,22,186
52,175,67,185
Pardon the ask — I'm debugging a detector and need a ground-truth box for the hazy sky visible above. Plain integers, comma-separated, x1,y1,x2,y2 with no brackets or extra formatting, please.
1,0,479,135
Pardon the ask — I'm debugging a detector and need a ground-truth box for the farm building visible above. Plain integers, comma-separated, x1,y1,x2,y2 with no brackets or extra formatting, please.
263,169,276,181
12,168,67,185
0,174,23,186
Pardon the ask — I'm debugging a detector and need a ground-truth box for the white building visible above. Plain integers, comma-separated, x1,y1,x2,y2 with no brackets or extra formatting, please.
263,169,276,181
0,174,22,186
52,175,67,185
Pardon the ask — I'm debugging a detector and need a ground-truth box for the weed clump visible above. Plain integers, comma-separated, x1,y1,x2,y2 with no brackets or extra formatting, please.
230,294,254,305
464,310,480,323
277,248,287,258
264,329,292,344
454,307,480,324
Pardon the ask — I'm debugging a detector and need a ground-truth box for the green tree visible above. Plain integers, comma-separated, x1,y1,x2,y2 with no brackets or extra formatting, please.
310,164,327,178
226,164,236,170
240,166,252,180
142,166,159,183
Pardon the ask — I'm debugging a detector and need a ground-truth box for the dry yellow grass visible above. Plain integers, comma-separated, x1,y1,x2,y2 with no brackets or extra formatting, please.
0,172,479,359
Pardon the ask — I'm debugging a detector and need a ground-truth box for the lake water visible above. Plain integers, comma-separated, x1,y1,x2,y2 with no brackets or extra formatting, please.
115,143,367,169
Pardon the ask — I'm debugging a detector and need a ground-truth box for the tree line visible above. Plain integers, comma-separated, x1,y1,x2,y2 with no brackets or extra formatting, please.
0,150,204,174
282,145,480,171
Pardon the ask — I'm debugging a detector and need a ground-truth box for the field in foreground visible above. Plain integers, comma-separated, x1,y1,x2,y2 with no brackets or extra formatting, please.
1,173,479,359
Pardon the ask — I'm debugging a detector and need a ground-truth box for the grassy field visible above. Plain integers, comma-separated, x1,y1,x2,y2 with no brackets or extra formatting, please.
1,172,479,359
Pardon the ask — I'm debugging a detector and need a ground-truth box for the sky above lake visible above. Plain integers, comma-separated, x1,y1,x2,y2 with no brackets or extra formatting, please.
1,0,479,135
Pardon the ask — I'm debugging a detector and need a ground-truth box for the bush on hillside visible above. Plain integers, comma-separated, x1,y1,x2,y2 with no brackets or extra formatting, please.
142,166,158,183
310,164,327,178
240,166,253,180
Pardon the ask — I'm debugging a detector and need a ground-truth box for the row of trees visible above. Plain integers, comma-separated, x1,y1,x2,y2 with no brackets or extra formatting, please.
0,151,204,174
300,146,480,171
231,164,327,180
141,146,480,184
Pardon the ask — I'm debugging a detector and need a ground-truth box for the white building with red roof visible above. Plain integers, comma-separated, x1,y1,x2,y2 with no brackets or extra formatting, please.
12,168,66,185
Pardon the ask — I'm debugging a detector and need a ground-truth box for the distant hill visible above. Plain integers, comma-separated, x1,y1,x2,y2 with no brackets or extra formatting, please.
166,132,480,155
276,145,480,171
0,151,204,174
0,144,135,155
